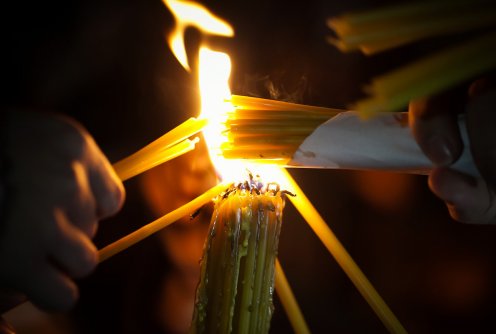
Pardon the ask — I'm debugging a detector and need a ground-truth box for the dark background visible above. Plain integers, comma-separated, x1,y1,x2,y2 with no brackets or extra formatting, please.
3,0,496,333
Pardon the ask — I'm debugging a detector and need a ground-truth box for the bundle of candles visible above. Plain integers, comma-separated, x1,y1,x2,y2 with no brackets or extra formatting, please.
112,118,207,181
327,0,496,115
221,95,341,163
221,95,477,176
191,177,286,333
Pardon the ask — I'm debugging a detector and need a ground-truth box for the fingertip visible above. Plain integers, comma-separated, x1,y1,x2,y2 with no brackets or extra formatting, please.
91,160,126,219
98,179,125,218
113,177,126,212
428,168,496,224
84,138,126,219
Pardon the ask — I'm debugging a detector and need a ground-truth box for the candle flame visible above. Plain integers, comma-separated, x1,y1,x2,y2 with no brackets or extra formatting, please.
164,0,280,182
197,47,250,181
163,0,234,71
198,48,283,183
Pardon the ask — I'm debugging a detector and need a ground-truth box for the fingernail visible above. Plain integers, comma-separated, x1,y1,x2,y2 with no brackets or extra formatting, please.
427,135,455,166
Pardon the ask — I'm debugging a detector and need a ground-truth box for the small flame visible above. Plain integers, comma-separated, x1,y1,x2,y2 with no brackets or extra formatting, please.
163,0,234,71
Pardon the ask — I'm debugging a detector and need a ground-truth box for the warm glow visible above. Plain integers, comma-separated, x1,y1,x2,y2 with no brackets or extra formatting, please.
163,0,234,71
197,48,284,182
162,0,266,181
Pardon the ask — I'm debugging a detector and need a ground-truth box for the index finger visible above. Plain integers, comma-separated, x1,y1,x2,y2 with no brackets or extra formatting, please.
84,135,125,219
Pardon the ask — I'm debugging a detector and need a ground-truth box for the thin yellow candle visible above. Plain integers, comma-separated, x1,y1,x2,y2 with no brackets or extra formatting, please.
275,168,407,334
230,95,341,115
112,117,208,181
115,138,199,181
274,259,310,334
98,182,229,262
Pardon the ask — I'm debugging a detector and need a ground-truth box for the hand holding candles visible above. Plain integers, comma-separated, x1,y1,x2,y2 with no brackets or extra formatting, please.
327,0,496,224
410,87,496,224
1,110,125,311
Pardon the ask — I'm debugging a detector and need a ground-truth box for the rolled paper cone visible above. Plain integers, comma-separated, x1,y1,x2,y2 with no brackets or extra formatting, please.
288,111,478,177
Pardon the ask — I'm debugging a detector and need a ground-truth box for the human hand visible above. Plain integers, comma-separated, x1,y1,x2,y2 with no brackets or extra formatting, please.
0,110,125,311
409,81,496,224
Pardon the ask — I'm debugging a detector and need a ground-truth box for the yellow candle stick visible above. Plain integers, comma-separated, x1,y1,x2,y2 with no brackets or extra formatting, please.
328,0,496,54
354,31,496,115
275,259,310,334
230,95,341,114
115,137,199,181
276,168,406,334
113,117,208,181
328,0,496,116
98,182,229,262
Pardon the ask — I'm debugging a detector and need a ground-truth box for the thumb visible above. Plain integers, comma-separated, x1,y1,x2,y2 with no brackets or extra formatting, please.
467,88,496,188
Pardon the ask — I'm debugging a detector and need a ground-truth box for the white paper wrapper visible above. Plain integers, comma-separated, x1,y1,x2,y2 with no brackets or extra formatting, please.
289,111,478,176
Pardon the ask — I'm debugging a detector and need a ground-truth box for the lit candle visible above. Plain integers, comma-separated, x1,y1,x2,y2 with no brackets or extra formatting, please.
191,180,284,334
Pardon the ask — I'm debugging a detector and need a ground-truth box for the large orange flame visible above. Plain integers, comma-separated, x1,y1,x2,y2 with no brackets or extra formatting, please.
163,0,281,182
163,0,234,71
